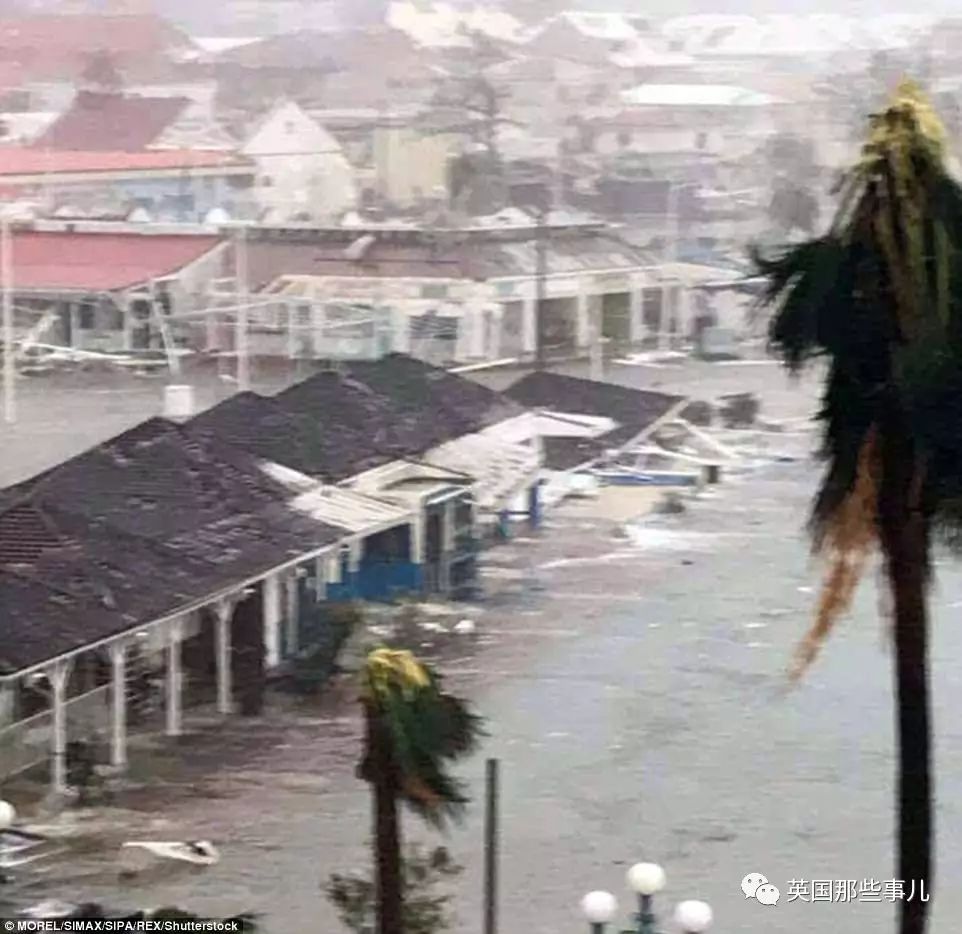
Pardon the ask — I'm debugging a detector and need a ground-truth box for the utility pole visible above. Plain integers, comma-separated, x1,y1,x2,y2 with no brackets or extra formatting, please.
2,219,14,425
234,224,250,392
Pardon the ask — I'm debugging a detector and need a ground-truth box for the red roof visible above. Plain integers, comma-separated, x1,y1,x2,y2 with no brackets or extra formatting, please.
0,15,194,79
9,231,223,292
0,148,249,178
36,92,192,152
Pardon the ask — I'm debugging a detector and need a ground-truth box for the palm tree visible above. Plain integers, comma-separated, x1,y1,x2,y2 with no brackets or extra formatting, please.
752,81,962,934
358,648,484,934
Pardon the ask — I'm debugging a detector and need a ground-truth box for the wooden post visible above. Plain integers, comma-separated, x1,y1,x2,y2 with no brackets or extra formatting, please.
484,758,500,934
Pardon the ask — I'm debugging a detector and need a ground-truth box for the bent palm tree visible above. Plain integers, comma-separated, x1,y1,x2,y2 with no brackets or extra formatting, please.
359,648,483,934
753,82,962,934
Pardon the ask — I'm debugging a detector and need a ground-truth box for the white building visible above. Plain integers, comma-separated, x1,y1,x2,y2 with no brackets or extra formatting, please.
241,101,359,223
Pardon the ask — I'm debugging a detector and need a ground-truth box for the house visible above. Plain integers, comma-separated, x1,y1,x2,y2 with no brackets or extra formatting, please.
34,91,235,152
0,148,255,221
504,371,687,501
0,417,352,789
240,100,358,223
210,220,678,365
3,225,229,354
189,354,540,584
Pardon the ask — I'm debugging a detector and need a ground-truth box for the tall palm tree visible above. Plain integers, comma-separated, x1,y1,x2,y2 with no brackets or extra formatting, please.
753,81,962,934
358,648,484,934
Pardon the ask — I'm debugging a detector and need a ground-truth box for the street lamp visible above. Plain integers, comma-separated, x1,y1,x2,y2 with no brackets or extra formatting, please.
627,862,666,933
579,863,711,934
581,891,618,934
673,900,713,933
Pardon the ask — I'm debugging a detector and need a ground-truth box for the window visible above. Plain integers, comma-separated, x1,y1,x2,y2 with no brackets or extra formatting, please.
261,175,273,187
617,130,632,148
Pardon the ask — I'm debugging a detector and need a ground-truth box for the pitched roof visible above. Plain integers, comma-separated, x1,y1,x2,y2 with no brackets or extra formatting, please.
0,14,194,79
0,417,348,672
35,91,192,152
505,372,685,469
8,230,223,292
0,148,249,179
191,355,522,481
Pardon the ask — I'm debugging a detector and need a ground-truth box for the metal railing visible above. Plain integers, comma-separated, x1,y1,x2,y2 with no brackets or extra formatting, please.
0,685,111,780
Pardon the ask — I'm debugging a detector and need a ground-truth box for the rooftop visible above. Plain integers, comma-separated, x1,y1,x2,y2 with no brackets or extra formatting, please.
190,355,522,481
6,230,223,292
621,84,779,108
35,92,192,152
505,372,685,470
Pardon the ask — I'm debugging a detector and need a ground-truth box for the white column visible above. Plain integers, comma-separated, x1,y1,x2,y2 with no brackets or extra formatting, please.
109,642,127,769
262,574,282,669
410,513,426,565
49,660,71,795
392,307,411,353
678,285,692,345
165,619,183,737
470,307,487,359
122,298,133,352
521,297,537,355
286,301,296,359
658,286,670,352
575,290,590,348
589,295,603,381
214,599,233,715
311,302,327,357
314,554,328,603
285,573,299,658
442,498,457,592
629,288,644,344
69,303,81,350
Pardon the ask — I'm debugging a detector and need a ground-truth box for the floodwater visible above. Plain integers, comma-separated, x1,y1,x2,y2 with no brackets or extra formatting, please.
6,357,962,933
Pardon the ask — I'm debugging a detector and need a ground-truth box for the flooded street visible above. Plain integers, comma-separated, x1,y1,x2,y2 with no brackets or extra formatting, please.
6,361,962,933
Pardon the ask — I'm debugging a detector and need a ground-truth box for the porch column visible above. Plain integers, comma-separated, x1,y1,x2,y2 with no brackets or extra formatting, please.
262,574,282,669
658,286,670,352
109,642,127,770
286,301,297,359
629,288,644,344
165,618,184,737
521,297,537,356
442,498,457,592
470,307,487,359
589,295,603,381
69,303,81,350
49,659,72,795
678,285,693,345
311,302,327,357
410,514,426,565
285,573,299,658
122,297,133,352
575,289,590,348
392,307,411,354
214,599,233,715
314,554,328,603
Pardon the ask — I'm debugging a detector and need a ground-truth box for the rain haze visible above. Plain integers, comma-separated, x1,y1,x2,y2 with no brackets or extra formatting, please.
0,2,959,934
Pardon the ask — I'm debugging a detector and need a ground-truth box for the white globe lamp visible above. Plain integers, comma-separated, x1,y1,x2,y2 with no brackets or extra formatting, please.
581,890,618,931
673,899,713,932
627,862,667,896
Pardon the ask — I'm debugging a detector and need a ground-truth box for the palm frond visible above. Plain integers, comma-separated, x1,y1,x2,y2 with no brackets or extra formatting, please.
360,648,485,828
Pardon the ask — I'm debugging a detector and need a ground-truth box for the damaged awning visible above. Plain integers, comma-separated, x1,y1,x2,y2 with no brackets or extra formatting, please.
426,432,540,511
